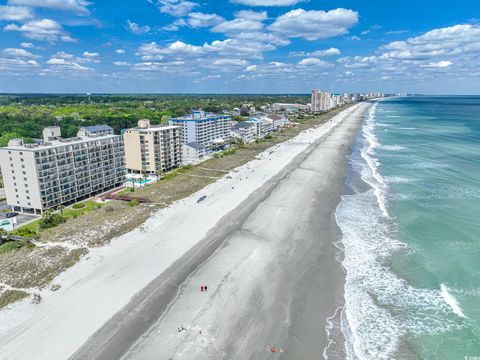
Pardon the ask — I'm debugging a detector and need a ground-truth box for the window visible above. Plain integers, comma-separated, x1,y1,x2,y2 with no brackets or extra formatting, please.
22,165,25,168
19,152,23,155
27,196,30,200
20,158,24,162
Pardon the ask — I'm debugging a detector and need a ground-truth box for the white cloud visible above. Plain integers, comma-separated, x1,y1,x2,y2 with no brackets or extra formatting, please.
2,48,39,58
269,8,359,40
114,61,130,66
0,57,39,71
421,60,453,68
20,42,34,48
7,0,91,15
298,57,328,66
46,53,93,72
231,0,303,6
152,0,198,17
381,25,480,60
82,51,99,58
127,20,151,34
289,47,341,57
234,10,268,21
0,5,34,21
212,18,264,34
244,65,257,71
4,19,75,42
115,49,126,54
212,58,248,66
186,12,224,28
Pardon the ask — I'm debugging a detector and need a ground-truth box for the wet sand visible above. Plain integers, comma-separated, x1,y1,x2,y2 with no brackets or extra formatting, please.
72,104,370,360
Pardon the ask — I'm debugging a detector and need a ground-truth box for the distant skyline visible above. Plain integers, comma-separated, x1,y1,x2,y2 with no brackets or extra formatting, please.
0,0,479,94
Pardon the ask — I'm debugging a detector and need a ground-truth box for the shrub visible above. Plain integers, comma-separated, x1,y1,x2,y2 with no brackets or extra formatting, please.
128,199,140,207
72,203,86,209
39,211,66,229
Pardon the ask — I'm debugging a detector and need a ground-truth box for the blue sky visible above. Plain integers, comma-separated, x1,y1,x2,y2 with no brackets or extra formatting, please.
0,0,479,93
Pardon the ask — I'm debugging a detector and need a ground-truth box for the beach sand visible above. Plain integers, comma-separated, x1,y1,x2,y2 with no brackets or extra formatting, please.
0,103,370,360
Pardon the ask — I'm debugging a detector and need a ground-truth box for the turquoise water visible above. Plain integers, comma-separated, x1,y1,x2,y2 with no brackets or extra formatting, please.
337,97,480,359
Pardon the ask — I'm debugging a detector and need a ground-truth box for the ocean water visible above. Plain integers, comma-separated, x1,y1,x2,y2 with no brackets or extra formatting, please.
337,97,480,359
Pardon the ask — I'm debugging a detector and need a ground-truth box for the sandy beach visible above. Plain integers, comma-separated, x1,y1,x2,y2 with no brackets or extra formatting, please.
0,102,370,360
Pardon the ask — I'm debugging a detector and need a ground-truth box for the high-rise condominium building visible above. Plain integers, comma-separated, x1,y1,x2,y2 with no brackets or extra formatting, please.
169,110,232,148
0,126,125,214
311,89,332,112
123,119,181,174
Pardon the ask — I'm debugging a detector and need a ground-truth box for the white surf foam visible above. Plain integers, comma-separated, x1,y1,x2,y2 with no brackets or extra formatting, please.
441,284,466,318
338,103,465,360
379,145,406,151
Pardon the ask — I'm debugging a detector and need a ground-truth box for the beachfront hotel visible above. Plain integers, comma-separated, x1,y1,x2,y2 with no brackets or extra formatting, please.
123,119,181,175
169,110,232,148
311,89,332,112
0,126,125,214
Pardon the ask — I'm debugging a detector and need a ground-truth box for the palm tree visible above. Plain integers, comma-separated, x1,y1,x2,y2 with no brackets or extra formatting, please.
57,205,65,215
0,228,9,242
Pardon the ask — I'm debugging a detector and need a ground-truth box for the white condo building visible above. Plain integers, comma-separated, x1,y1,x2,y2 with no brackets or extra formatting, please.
0,126,125,213
169,110,232,148
311,89,332,112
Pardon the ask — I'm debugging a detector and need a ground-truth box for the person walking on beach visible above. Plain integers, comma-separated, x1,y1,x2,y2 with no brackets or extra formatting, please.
201,285,204,292
204,285,208,291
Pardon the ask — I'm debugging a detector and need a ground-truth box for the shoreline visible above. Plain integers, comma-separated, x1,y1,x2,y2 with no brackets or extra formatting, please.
0,103,371,359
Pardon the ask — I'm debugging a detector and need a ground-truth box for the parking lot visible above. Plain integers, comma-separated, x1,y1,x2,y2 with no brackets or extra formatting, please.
0,200,39,229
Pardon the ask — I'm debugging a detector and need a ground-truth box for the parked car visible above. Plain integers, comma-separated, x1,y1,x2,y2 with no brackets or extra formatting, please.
6,212,18,218
197,195,207,203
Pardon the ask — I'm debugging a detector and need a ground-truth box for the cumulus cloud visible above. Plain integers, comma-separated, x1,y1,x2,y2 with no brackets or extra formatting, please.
114,61,130,66
2,48,39,58
212,58,248,66
421,60,453,68
4,19,75,42
7,0,91,15
186,12,224,28
212,18,264,34
234,10,268,21
82,51,99,58
127,20,151,34
289,47,341,57
231,0,303,6
151,0,198,17
269,8,358,41
298,57,328,66
0,5,34,21
115,49,126,54
20,42,34,48
46,52,94,72
381,24,480,60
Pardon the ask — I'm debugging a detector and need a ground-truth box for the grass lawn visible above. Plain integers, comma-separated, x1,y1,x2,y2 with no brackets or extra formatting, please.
10,200,102,238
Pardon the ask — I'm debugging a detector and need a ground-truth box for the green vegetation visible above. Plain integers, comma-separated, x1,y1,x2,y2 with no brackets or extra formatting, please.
128,199,140,207
0,289,29,309
72,203,86,209
0,94,309,138
39,210,66,229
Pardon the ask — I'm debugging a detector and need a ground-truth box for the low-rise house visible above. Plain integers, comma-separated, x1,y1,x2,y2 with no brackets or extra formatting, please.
231,122,256,143
182,142,207,165
247,117,273,138
264,114,289,130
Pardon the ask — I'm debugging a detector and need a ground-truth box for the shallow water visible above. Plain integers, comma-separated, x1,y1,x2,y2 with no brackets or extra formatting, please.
338,97,480,359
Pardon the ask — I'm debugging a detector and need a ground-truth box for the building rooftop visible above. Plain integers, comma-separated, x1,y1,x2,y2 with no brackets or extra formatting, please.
232,122,254,130
170,110,230,122
185,142,206,150
3,133,120,151
127,125,179,132
80,125,113,133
